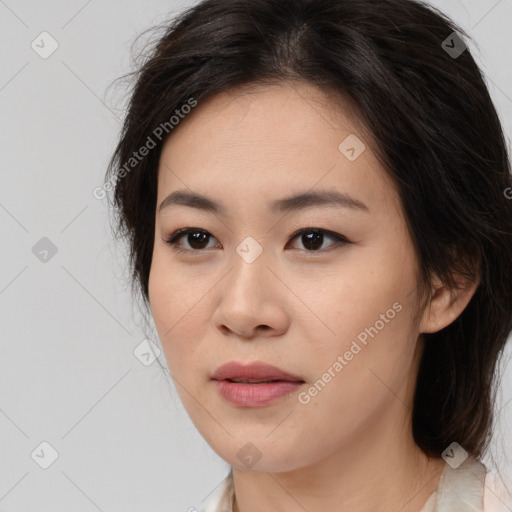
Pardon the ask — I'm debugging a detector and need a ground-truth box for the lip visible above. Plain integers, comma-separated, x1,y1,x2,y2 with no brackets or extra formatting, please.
211,361,305,407
211,361,304,382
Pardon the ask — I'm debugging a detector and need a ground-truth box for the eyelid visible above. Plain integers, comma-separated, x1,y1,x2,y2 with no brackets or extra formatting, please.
163,226,351,254
164,227,218,247
288,227,350,245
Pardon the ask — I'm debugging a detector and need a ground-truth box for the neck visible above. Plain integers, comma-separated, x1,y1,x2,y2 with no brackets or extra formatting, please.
231,418,445,512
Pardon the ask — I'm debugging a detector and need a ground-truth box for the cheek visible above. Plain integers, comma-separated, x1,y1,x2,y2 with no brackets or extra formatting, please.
293,302,419,454
295,243,421,403
148,250,224,390
300,246,417,351
148,255,199,370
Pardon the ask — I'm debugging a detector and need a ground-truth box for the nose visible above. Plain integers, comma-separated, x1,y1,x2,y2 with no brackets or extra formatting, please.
211,247,290,340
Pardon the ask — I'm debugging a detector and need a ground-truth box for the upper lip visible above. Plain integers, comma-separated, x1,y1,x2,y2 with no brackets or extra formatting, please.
211,361,304,382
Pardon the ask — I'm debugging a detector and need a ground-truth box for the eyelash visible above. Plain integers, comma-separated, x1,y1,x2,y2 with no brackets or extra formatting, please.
162,227,351,255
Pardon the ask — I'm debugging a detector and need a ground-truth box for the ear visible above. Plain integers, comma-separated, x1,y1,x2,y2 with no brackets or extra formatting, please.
419,271,479,334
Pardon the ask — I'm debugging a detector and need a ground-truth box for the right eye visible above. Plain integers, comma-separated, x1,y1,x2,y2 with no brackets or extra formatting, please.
163,228,220,253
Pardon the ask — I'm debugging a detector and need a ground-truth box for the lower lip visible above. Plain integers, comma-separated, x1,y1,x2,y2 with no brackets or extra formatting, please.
212,380,304,407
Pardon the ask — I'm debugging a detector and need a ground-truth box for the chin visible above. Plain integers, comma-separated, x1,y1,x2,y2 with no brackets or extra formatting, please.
209,438,311,474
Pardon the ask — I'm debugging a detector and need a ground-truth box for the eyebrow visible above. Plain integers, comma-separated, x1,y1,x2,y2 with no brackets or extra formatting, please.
158,189,370,215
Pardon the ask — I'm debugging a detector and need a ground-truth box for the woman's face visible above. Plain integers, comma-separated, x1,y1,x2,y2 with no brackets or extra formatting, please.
148,82,427,473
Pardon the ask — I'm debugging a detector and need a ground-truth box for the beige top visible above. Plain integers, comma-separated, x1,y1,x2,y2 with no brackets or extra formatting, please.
200,456,500,512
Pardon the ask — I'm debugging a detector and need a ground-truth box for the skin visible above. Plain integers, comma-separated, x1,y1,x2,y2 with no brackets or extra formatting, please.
148,82,478,512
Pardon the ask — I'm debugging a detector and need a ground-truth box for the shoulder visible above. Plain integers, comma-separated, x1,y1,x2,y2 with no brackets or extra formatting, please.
483,469,512,512
423,456,511,512
199,471,234,512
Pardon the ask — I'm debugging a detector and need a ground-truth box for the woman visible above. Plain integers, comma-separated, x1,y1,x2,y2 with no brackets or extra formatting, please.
104,0,512,510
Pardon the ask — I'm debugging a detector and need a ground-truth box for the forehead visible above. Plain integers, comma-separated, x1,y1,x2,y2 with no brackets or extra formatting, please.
156,82,400,217
161,82,365,155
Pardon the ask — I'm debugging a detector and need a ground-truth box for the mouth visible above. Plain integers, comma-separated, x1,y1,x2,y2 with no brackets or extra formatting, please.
211,361,305,407
211,360,305,382
225,378,285,383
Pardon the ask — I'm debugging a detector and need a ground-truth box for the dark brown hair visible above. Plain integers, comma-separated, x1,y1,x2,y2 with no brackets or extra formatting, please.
105,0,512,464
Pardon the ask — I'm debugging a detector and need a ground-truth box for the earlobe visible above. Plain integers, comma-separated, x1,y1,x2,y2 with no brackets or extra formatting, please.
419,273,479,334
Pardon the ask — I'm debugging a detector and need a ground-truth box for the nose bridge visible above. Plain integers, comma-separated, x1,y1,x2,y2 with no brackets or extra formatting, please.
213,234,280,327
235,234,266,266
226,234,270,299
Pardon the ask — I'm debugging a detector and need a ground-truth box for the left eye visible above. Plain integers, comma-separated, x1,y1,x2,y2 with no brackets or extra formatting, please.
288,228,350,252
163,227,350,253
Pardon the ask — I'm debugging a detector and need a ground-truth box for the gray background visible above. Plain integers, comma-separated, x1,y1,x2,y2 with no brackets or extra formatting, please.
0,0,511,510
